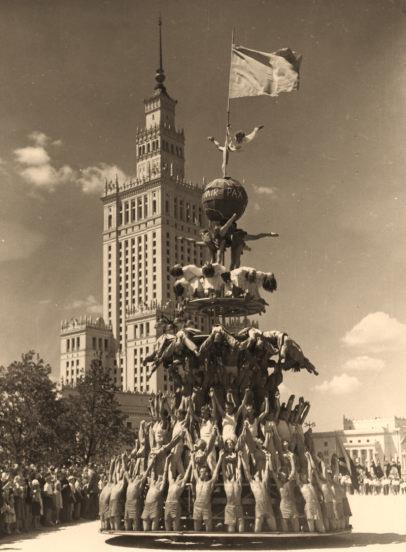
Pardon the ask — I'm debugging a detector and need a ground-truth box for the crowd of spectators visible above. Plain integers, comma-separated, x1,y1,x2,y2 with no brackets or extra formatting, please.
0,463,101,537
338,459,405,496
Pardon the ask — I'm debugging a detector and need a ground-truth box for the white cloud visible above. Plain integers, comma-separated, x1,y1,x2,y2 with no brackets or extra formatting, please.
342,312,406,353
252,183,277,197
64,295,102,314
14,131,129,194
314,373,361,395
28,131,49,147
78,163,129,194
28,131,62,148
14,146,50,166
0,221,45,263
14,132,75,191
20,164,73,189
343,355,385,373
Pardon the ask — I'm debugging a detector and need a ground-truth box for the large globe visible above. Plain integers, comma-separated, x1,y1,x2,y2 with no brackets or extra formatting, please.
202,177,248,224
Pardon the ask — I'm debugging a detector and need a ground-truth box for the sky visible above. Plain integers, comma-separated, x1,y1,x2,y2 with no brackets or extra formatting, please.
0,0,406,431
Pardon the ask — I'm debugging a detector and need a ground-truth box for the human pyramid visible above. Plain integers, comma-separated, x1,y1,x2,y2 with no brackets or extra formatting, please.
99,253,351,533
100,387,352,534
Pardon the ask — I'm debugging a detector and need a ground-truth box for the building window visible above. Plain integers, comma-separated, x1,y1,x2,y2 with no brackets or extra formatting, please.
76,337,80,349
152,192,157,215
92,337,96,350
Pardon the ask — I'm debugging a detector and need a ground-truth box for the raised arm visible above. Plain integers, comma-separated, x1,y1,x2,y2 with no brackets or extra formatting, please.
108,457,116,483
219,213,238,237
286,394,295,418
258,396,270,424
162,393,175,420
180,460,193,489
210,388,225,419
263,452,272,484
236,452,243,482
133,457,142,478
287,452,296,481
141,456,156,484
114,456,122,482
208,136,223,150
191,452,199,482
161,453,172,490
212,450,225,483
158,430,184,456
235,389,249,420
305,451,314,483
246,232,279,241
272,396,281,421
240,450,253,483
206,426,218,454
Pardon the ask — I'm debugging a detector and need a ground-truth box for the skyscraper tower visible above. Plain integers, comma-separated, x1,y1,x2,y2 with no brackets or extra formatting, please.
101,19,207,391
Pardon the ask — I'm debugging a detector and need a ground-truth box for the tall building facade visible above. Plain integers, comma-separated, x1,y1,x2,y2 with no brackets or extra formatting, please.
60,22,208,392
101,25,207,392
60,317,116,386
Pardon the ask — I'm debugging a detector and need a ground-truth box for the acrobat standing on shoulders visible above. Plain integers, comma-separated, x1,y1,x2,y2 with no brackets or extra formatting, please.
241,450,278,532
192,449,225,531
222,451,245,533
141,454,170,531
164,458,193,531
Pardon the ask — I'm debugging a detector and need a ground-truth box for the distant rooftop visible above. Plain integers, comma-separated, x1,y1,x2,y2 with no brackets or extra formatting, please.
343,415,406,431
60,316,113,334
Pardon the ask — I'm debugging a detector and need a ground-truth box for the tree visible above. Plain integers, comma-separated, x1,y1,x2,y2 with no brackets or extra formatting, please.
65,359,133,464
0,351,75,465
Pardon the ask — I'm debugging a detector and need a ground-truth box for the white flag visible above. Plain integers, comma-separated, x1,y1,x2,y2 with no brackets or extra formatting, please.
229,45,302,99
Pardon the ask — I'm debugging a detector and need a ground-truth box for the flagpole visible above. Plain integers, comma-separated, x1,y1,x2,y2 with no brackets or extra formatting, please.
223,28,234,178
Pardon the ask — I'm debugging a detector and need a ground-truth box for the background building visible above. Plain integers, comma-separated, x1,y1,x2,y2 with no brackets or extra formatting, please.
313,416,406,473
115,392,151,431
60,316,116,386
60,22,208,393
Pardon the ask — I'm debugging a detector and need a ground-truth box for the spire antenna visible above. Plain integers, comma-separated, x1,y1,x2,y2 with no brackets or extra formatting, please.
155,14,166,91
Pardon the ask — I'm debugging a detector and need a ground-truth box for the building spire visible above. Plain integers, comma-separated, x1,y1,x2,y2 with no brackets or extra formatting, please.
155,15,166,91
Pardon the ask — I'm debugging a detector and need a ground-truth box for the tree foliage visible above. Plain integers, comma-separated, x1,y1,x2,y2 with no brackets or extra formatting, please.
65,359,133,464
0,352,133,466
0,351,75,465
